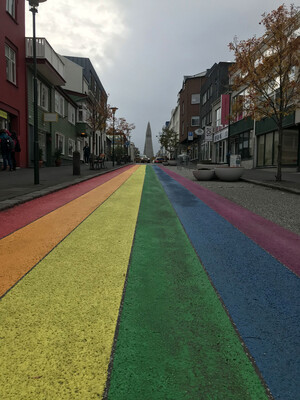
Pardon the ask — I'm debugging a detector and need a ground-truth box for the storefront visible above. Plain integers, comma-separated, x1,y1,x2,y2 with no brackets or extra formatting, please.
0,109,8,129
256,113,299,167
257,128,299,167
213,127,228,164
229,118,254,168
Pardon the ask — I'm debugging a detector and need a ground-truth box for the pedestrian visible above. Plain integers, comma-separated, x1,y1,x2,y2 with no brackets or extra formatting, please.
83,142,90,164
0,129,14,171
10,131,21,171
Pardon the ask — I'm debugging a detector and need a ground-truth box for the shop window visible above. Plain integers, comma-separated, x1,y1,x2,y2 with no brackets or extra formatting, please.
257,135,265,166
5,44,16,84
265,132,273,165
282,129,298,164
274,132,279,165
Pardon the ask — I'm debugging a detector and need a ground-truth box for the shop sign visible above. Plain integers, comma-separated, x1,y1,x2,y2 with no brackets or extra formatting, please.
204,126,213,141
214,127,228,143
188,131,194,141
0,110,8,119
44,113,58,122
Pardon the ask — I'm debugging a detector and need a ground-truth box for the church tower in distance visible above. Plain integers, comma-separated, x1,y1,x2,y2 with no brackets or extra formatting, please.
143,122,154,159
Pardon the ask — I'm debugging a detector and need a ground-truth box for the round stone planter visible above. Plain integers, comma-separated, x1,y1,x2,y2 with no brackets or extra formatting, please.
168,160,177,166
214,167,244,181
193,169,215,181
162,161,169,166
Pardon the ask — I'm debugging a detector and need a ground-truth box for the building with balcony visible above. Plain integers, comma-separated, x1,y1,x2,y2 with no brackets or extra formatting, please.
0,0,27,167
63,56,108,158
26,38,78,166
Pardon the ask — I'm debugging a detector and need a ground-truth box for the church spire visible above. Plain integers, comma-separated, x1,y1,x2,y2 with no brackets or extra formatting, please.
143,122,154,159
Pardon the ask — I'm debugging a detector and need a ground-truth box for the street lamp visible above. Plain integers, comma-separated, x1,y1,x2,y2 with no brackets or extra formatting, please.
110,107,118,167
27,0,47,184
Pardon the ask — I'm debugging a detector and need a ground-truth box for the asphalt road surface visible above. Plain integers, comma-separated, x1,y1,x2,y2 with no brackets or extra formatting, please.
0,165,299,400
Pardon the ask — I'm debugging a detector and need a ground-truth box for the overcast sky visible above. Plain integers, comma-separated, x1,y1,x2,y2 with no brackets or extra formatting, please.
25,0,291,154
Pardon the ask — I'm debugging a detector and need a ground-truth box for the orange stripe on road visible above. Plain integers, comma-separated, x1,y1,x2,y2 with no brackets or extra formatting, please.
0,166,139,297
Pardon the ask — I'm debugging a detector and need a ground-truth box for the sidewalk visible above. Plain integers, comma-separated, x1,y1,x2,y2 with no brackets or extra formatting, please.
0,163,299,211
0,161,123,211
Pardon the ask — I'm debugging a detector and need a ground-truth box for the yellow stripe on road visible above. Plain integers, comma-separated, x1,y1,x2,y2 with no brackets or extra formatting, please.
0,166,145,399
0,166,139,297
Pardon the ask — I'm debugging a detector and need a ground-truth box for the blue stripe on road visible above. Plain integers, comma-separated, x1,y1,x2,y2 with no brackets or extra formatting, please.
154,166,300,400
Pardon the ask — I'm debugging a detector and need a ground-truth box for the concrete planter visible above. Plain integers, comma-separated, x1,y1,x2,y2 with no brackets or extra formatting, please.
162,161,169,166
214,167,244,181
168,160,177,166
193,169,215,181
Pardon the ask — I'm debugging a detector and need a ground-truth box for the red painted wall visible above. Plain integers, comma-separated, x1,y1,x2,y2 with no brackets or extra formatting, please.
0,0,27,167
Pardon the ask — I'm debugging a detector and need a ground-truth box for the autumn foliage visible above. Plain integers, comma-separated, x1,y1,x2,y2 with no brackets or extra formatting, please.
229,4,299,180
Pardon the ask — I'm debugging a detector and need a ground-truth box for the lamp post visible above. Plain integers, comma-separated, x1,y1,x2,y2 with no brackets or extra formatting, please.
27,0,47,184
110,107,118,167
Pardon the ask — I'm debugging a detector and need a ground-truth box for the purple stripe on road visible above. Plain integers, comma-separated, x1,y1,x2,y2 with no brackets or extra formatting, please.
161,166,300,277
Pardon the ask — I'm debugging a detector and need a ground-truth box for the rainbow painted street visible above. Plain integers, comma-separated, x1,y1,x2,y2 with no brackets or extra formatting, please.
0,165,299,400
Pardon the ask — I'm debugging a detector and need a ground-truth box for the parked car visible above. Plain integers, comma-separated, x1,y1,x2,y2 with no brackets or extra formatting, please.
140,155,150,163
154,157,165,163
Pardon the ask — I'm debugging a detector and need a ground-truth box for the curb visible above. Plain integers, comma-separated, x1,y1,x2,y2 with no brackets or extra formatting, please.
0,165,126,212
241,178,300,195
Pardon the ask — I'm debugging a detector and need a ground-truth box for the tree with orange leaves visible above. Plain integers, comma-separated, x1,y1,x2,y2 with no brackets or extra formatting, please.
229,4,299,181
106,116,135,162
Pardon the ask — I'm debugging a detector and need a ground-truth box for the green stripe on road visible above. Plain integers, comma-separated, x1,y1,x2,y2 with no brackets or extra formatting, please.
0,167,145,400
107,165,268,400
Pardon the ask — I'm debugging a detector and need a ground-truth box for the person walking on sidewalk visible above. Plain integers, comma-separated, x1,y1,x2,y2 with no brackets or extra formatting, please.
0,129,14,171
83,142,90,165
10,131,21,171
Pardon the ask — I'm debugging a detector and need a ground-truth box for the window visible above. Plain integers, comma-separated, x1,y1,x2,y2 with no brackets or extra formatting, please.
68,104,76,125
202,91,207,105
5,44,16,84
68,138,75,157
55,91,64,116
215,107,221,127
235,132,250,159
55,132,65,154
191,116,200,126
6,0,15,18
36,80,49,110
77,103,88,122
191,94,200,104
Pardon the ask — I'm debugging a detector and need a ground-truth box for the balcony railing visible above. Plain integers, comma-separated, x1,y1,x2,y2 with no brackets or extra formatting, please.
26,37,65,80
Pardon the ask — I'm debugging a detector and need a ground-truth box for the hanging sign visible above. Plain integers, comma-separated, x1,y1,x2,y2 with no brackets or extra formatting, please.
204,126,213,141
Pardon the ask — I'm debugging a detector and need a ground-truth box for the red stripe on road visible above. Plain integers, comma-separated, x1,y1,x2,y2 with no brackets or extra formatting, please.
161,166,300,276
0,166,133,239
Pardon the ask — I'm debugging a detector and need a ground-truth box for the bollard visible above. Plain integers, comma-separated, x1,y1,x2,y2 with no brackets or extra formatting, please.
73,150,81,175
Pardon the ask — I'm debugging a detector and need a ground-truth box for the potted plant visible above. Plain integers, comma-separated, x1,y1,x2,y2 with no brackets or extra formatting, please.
39,148,43,168
54,147,62,167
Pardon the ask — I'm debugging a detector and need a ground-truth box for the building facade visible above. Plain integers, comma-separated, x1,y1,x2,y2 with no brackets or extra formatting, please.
1,0,27,167
64,56,108,158
178,72,206,160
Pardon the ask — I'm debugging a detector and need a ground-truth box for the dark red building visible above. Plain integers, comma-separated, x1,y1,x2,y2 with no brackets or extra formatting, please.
0,0,27,167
